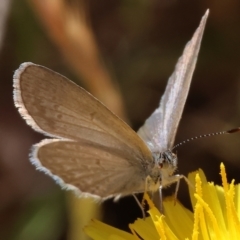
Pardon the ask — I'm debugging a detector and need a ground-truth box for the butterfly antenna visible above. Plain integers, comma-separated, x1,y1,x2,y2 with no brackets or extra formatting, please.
172,127,240,150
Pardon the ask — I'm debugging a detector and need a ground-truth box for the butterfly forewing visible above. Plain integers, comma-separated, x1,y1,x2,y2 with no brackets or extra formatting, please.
138,11,209,152
13,63,153,167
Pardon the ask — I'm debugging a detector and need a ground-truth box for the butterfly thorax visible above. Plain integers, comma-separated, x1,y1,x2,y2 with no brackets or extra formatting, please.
147,150,178,191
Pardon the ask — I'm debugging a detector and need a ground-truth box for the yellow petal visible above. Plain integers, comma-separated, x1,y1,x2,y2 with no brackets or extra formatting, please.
129,217,158,240
163,198,193,239
234,184,240,219
84,219,135,240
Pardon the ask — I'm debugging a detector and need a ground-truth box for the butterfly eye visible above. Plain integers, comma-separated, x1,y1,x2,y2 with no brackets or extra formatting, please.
158,162,163,169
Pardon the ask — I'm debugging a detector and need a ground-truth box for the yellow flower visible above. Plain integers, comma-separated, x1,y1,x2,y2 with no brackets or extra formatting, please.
84,163,240,240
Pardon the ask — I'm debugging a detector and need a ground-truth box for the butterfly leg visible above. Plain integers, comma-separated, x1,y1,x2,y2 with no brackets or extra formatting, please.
149,191,154,200
165,174,194,204
158,184,163,214
132,194,146,219
143,175,151,205
165,174,183,204
175,174,194,204
140,176,155,214
173,177,181,205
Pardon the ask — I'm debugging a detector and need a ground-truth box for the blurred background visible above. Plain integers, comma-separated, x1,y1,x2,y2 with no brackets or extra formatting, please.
1,0,240,239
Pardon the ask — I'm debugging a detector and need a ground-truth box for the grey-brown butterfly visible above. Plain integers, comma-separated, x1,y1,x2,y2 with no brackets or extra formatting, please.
13,11,209,203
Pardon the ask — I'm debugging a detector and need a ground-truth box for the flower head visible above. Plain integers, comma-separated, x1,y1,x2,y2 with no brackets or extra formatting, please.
84,163,240,240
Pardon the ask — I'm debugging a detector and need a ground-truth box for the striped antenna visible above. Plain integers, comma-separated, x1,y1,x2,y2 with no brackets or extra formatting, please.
172,127,240,150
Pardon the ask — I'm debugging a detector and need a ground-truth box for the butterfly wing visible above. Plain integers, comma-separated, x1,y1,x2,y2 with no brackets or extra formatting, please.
138,10,209,152
13,63,153,197
32,139,146,199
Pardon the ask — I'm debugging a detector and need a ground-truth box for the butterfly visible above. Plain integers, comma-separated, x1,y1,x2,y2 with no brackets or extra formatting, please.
13,11,209,202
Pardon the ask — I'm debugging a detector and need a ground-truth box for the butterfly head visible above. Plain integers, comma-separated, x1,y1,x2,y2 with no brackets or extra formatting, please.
145,150,178,192
158,150,178,173
153,150,178,176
